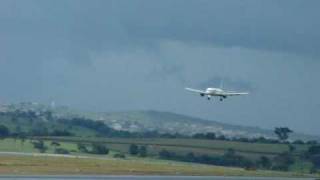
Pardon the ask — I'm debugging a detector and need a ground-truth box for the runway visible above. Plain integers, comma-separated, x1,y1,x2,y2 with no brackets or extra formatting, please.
0,176,316,180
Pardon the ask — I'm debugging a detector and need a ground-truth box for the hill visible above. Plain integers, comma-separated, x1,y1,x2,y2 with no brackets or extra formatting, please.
0,102,318,141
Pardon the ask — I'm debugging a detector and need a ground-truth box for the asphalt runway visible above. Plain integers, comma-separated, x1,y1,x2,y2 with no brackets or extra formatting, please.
0,176,316,180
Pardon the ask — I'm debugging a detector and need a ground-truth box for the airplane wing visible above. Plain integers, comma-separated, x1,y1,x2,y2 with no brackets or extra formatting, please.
185,88,206,94
222,92,249,96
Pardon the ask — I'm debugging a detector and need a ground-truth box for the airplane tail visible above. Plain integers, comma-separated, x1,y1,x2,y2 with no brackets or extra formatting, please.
219,80,224,89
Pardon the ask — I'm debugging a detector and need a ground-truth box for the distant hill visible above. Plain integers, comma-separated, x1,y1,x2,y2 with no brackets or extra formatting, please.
1,102,318,141
93,111,319,141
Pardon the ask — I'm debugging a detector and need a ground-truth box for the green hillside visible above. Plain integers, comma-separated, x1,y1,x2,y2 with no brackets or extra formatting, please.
1,102,318,141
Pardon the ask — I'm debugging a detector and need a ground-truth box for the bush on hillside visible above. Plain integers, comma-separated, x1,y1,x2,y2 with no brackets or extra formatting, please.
0,125,10,138
54,148,70,154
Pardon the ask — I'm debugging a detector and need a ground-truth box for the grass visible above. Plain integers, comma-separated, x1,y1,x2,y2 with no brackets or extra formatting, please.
39,137,310,160
0,138,84,155
0,155,317,177
0,137,311,164
0,138,318,177
290,160,314,174
0,139,35,153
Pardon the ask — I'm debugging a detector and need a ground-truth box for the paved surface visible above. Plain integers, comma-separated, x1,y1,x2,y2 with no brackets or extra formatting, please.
0,176,316,180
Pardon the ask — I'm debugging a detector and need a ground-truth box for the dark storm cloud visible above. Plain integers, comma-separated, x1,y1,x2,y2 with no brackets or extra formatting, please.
111,0,320,57
2,0,320,59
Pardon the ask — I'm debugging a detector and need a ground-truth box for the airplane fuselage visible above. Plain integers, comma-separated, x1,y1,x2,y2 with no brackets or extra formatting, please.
202,88,225,96
201,88,227,101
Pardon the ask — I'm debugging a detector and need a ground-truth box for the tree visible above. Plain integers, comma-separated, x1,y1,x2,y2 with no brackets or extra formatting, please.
192,133,206,139
288,145,296,153
91,143,109,154
139,146,147,157
307,140,318,145
17,132,27,146
258,156,272,169
185,152,195,162
54,148,70,154
224,148,236,157
159,149,175,159
310,155,320,168
43,111,53,121
113,153,126,158
77,143,88,153
217,135,226,141
51,141,61,147
0,125,10,138
205,132,216,140
272,152,295,171
50,130,72,136
308,145,320,155
306,145,320,168
129,144,139,155
32,140,48,153
30,123,48,136
274,127,293,141
292,140,305,144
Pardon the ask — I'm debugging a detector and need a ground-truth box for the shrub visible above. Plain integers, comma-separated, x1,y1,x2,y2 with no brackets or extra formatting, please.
129,144,139,155
113,153,126,158
51,141,61,146
54,148,70,154
32,140,47,153
77,143,88,153
0,125,10,137
139,146,147,157
91,143,109,154
50,130,73,136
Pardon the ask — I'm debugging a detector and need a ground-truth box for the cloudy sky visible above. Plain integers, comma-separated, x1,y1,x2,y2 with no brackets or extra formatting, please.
1,0,319,135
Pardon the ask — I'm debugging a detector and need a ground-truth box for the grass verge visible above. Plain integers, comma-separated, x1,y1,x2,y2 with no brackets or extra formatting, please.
0,155,317,177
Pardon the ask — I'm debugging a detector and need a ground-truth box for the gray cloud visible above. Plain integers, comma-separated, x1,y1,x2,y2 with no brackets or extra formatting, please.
1,0,320,59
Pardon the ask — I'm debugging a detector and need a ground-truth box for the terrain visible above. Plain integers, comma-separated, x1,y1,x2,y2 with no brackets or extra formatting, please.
1,102,318,140
0,155,307,177
0,102,319,177
0,138,317,178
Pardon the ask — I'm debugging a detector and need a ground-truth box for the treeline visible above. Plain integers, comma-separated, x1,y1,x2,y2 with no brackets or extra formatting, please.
0,124,73,138
192,132,318,145
0,110,318,147
30,139,110,155
158,145,320,172
58,118,187,138
159,148,253,168
0,110,178,138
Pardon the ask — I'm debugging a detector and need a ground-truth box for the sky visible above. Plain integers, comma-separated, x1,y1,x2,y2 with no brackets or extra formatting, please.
0,0,320,135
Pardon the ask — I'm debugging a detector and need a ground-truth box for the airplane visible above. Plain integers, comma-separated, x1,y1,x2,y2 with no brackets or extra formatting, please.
185,87,249,101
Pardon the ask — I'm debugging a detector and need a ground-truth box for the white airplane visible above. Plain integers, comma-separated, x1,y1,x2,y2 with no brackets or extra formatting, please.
185,87,249,101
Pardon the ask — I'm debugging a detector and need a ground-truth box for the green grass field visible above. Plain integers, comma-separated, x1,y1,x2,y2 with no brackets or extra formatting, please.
0,155,317,177
0,138,318,177
38,137,310,160
0,138,84,155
